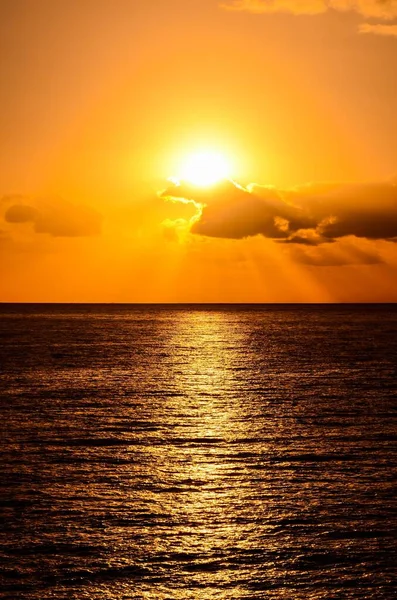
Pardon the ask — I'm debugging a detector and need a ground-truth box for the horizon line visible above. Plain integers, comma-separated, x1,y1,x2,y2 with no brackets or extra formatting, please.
1,301,397,306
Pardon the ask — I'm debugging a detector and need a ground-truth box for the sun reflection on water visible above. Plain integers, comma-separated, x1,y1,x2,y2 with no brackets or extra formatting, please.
132,310,276,597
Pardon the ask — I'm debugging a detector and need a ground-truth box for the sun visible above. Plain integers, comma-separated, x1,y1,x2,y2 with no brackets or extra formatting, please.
177,150,231,186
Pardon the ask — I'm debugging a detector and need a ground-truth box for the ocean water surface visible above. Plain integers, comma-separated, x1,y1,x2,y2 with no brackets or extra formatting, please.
1,304,396,599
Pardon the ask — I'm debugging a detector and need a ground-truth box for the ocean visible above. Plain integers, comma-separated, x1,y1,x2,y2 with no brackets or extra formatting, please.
1,304,396,599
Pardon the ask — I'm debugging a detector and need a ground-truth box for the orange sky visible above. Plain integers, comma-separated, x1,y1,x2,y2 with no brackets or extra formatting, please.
1,0,397,302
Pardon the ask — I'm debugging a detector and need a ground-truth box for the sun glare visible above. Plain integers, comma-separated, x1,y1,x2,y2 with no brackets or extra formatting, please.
178,151,231,186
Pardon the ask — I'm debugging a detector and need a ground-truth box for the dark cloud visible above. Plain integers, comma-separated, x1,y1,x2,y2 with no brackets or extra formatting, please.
2,196,101,237
161,178,397,245
5,204,39,224
162,180,311,240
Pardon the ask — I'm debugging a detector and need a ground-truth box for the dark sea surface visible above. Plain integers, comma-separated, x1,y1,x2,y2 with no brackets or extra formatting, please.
1,303,396,599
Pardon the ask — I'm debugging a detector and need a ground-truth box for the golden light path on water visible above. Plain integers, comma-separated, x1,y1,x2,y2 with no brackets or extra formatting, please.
134,310,277,599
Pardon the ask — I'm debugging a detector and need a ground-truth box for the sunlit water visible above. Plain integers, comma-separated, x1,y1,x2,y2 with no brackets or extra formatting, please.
1,304,396,599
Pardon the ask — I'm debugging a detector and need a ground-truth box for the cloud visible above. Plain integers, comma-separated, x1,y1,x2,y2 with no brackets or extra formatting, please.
360,22,397,34
2,196,102,237
162,218,191,242
161,178,397,246
221,0,397,19
5,204,39,224
221,0,328,15
290,240,384,266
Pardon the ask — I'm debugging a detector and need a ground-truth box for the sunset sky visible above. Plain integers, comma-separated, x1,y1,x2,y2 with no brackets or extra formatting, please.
1,0,397,302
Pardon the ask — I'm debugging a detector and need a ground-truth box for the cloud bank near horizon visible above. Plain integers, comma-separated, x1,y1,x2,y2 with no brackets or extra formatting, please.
161,178,397,250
